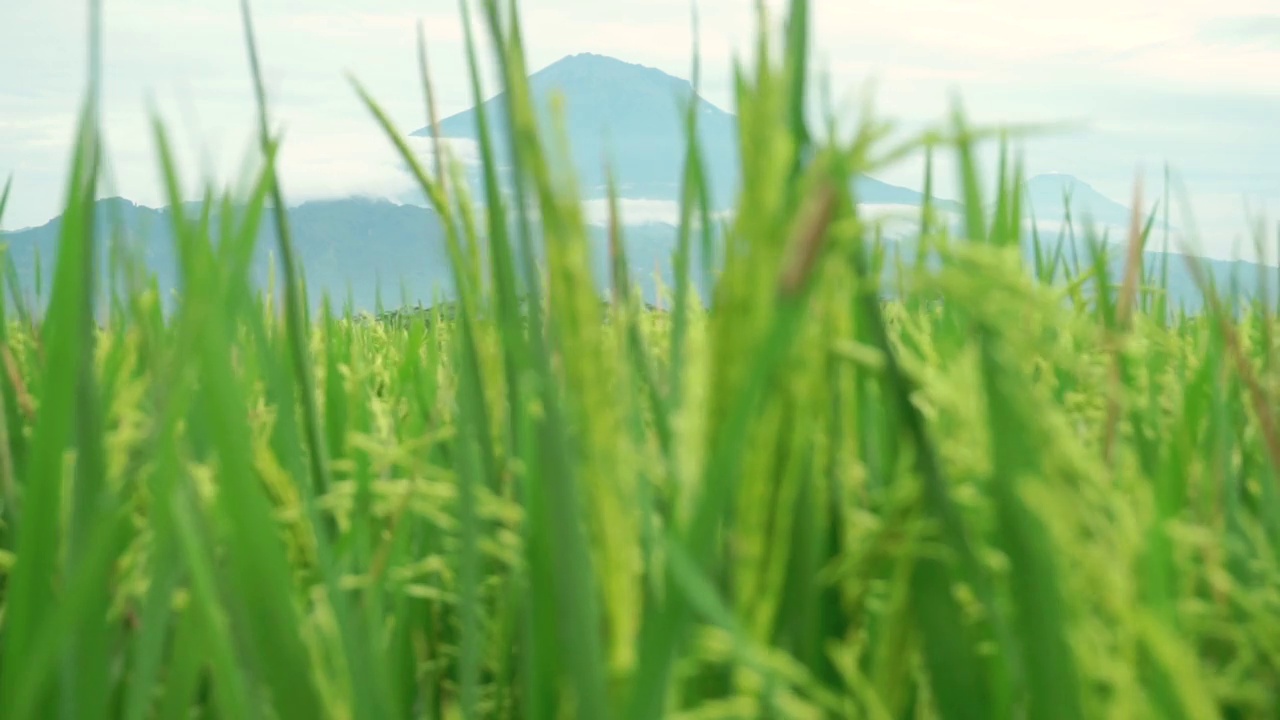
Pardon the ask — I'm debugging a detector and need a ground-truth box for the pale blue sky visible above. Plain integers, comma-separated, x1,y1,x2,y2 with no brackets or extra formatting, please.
2,0,1278,260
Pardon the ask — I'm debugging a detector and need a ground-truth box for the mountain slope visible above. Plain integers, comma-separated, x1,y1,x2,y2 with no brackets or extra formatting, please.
415,53,740,205
413,52,954,210
0,196,693,312
1023,173,1134,227
2,195,1269,316
1,197,455,312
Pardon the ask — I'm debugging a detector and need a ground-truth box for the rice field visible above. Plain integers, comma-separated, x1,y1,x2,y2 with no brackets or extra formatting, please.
0,0,1278,718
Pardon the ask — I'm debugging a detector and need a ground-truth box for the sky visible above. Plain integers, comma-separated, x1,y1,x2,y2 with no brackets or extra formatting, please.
2,0,1279,260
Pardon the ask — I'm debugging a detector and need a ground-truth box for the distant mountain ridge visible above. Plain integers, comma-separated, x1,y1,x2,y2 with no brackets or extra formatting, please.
1024,173,1136,227
0,196,686,313
412,52,958,210
1,195,1269,316
413,52,740,205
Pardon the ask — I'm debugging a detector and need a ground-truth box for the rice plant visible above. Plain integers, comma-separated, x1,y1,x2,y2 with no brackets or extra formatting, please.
0,0,1277,718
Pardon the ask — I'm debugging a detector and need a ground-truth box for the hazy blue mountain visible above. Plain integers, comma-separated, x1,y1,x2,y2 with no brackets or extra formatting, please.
1,197,450,312
3,193,1272,319
0,196,697,314
412,52,956,211
883,212,1273,314
415,53,737,203
1023,173,1135,228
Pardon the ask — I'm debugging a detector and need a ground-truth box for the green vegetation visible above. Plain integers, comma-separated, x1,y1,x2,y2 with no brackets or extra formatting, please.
0,0,1278,718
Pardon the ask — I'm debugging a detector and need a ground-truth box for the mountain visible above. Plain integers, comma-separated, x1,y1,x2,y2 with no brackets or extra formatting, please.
412,52,954,210
0,197,452,313
0,196,692,314
2,194,1271,318
1023,173,1135,228
416,53,736,201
